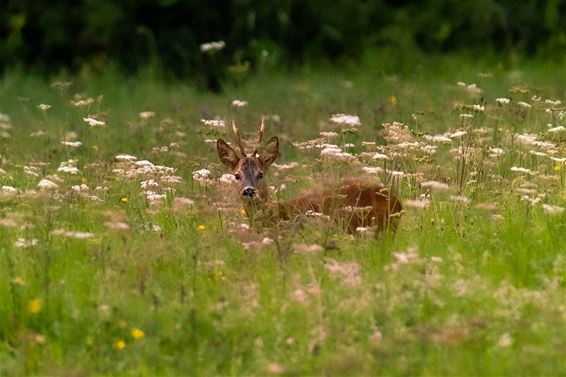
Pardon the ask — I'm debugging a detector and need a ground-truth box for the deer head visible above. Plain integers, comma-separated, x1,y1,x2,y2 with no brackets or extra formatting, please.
217,119,279,206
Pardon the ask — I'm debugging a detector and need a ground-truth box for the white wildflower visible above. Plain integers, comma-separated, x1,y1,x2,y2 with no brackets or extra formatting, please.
82,117,106,127
37,104,51,111
372,152,390,160
510,166,534,175
547,126,566,134
404,199,430,209
329,114,361,127
425,134,452,143
421,180,450,191
495,98,510,105
389,170,405,177
140,179,159,189
135,160,155,167
471,104,485,112
139,111,156,119
37,179,59,190
517,101,531,109
489,147,504,157
115,154,137,161
545,99,561,106
200,40,225,53
231,100,248,108
542,204,565,215
320,131,338,137
144,191,167,202
52,229,95,239
24,166,40,177
272,162,299,170
192,168,212,180
201,119,225,127
516,134,537,146
219,174,236,184
70,98,95,107
71,184,89,192
1,185,17,193
14,238,38,248
466,83,482,94
61,141,82,148
450,195,470,204
497,333,513,348
57,160,80,175
30,130,46,137
459,113,474,119
450,130,467,139
362,166,383,174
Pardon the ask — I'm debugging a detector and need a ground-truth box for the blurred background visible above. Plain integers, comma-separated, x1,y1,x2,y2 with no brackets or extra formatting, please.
2,0,566,90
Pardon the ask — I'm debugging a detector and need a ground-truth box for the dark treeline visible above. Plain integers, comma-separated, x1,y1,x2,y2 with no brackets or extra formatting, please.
2,0,566,79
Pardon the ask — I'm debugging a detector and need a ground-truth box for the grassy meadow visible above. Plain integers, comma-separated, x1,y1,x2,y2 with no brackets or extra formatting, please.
1,55,566,376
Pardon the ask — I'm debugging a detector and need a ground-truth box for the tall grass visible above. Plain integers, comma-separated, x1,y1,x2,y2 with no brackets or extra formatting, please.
1,56,566,376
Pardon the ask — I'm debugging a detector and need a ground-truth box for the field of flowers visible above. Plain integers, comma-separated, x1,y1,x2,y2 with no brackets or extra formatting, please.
1,59,566,376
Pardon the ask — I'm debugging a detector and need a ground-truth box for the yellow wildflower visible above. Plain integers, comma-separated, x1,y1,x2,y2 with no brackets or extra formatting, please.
27,298,44,315
389,95,398,108
131,327,145,340
114,339,126,350
120,197,129,203
553,165,561,172
197,224,206,231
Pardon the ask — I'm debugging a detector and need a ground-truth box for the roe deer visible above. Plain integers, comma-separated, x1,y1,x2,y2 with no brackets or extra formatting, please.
216,119,402,234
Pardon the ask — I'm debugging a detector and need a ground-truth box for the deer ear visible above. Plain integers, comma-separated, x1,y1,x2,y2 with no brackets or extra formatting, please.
260,136,279,169
217,139,240,169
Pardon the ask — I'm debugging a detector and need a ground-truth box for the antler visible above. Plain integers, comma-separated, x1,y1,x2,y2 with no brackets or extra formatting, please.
232,120,247,156
258,117,265,145
252,117,265,156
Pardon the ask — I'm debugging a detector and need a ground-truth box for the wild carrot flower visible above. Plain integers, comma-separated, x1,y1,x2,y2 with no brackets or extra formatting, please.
115,154,137,161
231,99,248,108
329,114,361,127
37,179,59,190
200,41,225,53
14,238,38,248
542,204,565,215
139,111,156,119
82,117,106,127
61,141,82,148
421,180,450,191
201,119,225,127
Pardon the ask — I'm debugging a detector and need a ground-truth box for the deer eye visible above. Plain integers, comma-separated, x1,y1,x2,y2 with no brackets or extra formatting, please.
234,173,241,180
257,172,264,180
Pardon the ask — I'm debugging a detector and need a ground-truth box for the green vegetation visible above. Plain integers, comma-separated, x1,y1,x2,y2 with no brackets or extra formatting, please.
1,56,566,376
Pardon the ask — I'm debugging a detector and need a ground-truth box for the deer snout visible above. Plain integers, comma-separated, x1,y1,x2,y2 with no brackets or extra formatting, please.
242,187,256,198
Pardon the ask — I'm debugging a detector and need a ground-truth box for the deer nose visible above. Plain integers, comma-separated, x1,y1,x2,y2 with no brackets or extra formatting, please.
242,187,256,198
